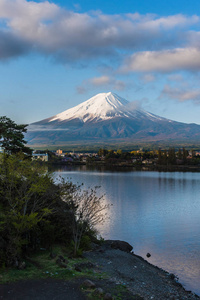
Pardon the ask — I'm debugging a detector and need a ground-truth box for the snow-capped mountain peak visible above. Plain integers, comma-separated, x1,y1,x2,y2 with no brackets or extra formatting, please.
49,92,131,123
27,92,200,146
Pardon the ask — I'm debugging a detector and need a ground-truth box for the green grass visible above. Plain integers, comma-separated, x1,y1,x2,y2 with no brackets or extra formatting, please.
0,246,145,300
0,245,107,284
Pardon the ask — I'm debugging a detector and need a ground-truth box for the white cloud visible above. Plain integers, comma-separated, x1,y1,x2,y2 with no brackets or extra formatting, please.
0,0,199,64
90,75,125,90
90,76,111,86
76,75,126,94
161,84,200,103
121,48,200,73
137,14,199,31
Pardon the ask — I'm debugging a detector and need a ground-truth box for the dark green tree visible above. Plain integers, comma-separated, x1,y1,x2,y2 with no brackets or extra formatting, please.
98,148,108,157
157,149,162,164
0,153,58,265
183,147,188,163
163,149,168,165
168,148,176,164
0,116,32,155
177,148,182,160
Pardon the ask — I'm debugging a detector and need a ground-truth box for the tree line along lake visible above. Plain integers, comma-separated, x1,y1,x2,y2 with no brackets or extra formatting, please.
53,165,200,296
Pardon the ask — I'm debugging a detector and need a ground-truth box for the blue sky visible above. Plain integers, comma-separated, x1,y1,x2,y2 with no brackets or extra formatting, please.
1,0,200,125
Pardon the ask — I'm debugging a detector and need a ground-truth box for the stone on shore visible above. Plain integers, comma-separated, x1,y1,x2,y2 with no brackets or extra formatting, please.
104,292,113,300
82,279,96,289
106,240,133,252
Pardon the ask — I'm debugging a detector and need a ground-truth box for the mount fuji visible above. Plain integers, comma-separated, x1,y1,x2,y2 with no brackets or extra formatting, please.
26,92,200,147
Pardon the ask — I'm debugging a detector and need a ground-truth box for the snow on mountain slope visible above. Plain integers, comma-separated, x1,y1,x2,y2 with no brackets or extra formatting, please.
26,92,200,146
47,92,165,123
49,92,128,123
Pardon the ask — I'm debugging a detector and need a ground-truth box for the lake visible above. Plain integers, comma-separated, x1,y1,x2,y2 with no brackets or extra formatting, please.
53,166,200,295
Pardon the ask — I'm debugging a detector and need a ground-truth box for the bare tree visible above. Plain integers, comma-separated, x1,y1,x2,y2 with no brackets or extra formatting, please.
61,182,109,256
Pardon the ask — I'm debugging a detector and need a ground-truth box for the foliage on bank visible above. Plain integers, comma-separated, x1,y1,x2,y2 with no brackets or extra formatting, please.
0,116,32,155
0,153,107,268
0,116,108,267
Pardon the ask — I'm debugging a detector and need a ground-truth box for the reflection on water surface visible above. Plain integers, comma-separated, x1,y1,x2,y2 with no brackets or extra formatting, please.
53,166,200,295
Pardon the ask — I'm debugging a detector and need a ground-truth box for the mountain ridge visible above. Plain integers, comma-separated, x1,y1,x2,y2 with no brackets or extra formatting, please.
30,92,169,129
26,92,200,147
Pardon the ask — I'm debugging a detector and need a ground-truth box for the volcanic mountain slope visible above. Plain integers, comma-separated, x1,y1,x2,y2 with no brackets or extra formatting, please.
26,92,200,146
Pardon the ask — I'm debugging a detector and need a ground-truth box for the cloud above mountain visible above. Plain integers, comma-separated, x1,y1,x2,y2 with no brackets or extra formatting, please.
76,75,126,95
0,0,200,74
160,85,200,103
121,48,200,73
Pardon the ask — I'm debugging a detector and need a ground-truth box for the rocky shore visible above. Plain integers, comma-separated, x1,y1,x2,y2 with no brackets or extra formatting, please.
1,240,199,300
83,240,200,300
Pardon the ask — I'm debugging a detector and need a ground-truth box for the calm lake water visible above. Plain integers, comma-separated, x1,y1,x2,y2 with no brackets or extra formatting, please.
53,166,200,295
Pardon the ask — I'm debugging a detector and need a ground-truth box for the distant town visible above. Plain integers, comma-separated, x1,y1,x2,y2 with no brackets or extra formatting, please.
32,148,200,169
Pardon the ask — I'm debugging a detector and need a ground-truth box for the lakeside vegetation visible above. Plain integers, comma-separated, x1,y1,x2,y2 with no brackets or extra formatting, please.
0,117,108,270
0,153,108,266
1,117,200,268
0,117,136,300
1,116,200,299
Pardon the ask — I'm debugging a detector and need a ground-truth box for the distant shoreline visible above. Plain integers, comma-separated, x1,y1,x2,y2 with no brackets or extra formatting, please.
49,161,200,172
